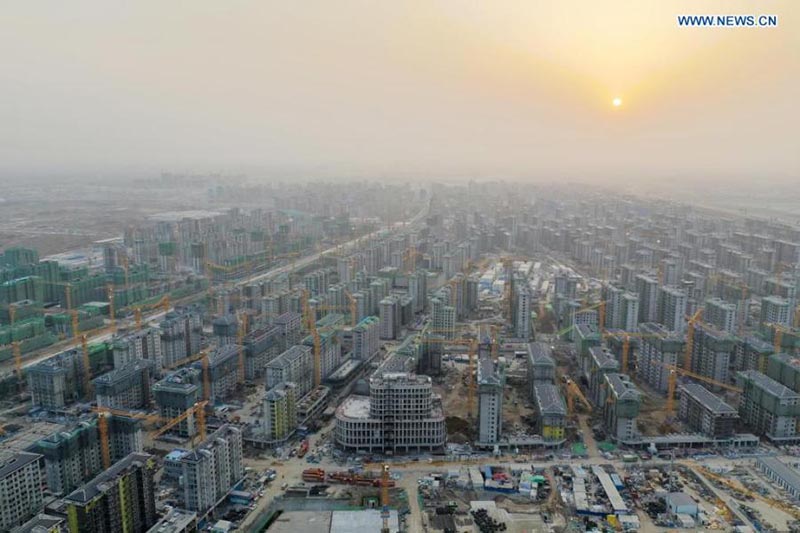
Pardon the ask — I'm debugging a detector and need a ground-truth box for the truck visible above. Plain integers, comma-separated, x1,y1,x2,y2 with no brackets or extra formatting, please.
297,439,309,458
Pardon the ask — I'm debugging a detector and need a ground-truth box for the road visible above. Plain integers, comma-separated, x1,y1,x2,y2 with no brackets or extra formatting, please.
3,204,430,379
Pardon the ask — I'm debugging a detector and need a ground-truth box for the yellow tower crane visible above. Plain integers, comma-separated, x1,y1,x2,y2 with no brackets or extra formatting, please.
237,312,248,385
81,334,93,400
381,464,391,533
301,290,323,388
134,295,170,331
8,305,24,393
683,308,704,373
106,285,116,333
417,335,478,416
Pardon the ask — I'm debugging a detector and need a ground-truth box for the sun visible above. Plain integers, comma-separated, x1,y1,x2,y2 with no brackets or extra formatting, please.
612,97,623,108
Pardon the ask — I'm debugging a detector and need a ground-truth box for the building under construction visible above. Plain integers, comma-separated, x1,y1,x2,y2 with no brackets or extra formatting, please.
532,382,566,442
201,344,239,403
31,415,143,496
334,373,445,453
94,359,153,410
243,325,281,380
678,382,738,439
737,370,800,442
601,373,641,443
179,425,243,514
159,307,202,369
153,367,202,438
27,348,89,410
266,345,313,398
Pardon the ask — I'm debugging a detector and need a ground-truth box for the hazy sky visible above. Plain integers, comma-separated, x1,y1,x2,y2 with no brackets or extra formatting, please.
1,1,797,184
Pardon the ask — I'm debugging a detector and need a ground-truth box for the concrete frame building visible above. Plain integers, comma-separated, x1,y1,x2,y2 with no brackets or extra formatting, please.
94,359,153,410
526,342,556,396
379,296,400,340
63,453,157,533
266,345,313,398
767,352,800,394
243,325,281,380
27,349,87,410
261,382,297,443
736,336,775,373
582,346,619,406
601,373,641,442
273,312,303,351
179,425,243,514
477,358,504,444
689,323,737,390
513,285,533,341
737,370,800,442
33,415,143,498
705,297,738,334
657,286,687,335
153,368,202,438
533,383,567,442
637,322,684,393
159,308,202,369
352,316,380,361
0,452,45,531
760,296,792,330
111,328,162,372
429,295,456,340
635,274,659,323
334,373,445,453
678,383,738,439
203,344,239,403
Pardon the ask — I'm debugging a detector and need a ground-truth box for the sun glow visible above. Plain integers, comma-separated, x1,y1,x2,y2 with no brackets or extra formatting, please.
612,97,623,107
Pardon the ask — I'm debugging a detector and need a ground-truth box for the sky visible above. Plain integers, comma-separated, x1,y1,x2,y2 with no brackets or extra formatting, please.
0,1,797,185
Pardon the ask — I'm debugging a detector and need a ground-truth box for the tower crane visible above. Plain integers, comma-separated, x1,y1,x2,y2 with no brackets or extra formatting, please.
81,334,93,400
106,285,116,333
8,305,24,393
381,464,391,533
344,290,357,327
417,335,478,417
652,359,742,418
134,295,170,331
683,308,704,373
97,412,111,469
564,378,592,416
603,330,663,375
301,290,323,388
237,312,248,384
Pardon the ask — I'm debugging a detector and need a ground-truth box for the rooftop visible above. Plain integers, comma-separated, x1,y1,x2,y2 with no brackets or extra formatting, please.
337,395,371,419
266,511,331,533
533,383,566,416
605,373,641,401
757,456,800,494
64,452,153,505
738,370,799,399
0,451,42,479
680,383,737,415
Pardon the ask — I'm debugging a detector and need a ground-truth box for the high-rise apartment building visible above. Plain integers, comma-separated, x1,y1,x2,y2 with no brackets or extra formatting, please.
63,453,157,533
657,286,687,335
637,322,684,393
477,359,504,444
352,316,380,360
0,452,45,531
379,296,400,340
513,285,532,341
601,373,641,442
111,328,162,372
760,296,792,330
266,345,313,398
159,308,202,369
635,274,659,323
94,359,153,410
179,426,243,514
704,297,738,334
678,383,738,439
689,323,737,389
261,382,297,443
737,370,800,442
153,368,202,438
